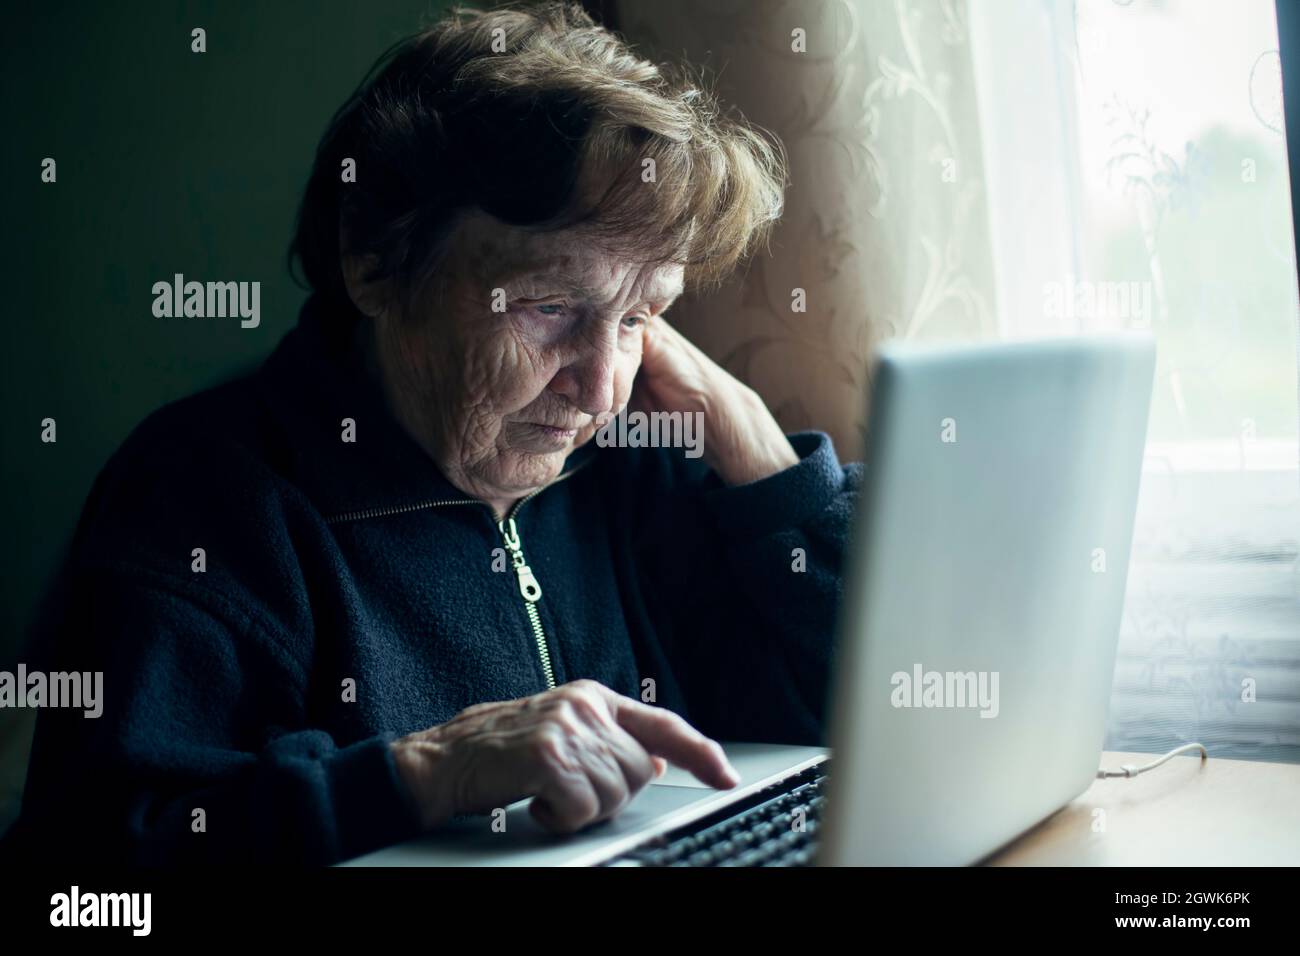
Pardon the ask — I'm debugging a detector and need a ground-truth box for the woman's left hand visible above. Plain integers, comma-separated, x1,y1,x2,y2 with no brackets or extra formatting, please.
626,315,798,485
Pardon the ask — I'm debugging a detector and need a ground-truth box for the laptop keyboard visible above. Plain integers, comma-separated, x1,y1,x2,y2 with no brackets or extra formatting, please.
601,761,830,867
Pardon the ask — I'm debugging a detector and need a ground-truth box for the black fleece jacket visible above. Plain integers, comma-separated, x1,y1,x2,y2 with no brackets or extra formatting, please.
3,295,862,865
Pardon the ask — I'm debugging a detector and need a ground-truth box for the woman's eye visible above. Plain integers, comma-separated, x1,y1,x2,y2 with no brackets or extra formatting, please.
534,303,566,316
622,314,647,328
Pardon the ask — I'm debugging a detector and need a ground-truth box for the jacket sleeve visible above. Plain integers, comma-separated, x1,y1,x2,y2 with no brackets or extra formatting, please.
10,566,424,866
627,431,864,746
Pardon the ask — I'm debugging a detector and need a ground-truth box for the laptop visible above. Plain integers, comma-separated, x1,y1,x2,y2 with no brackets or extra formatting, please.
342,334,1156,867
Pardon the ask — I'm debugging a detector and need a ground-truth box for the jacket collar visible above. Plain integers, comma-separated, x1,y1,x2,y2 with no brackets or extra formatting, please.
257,294,598,523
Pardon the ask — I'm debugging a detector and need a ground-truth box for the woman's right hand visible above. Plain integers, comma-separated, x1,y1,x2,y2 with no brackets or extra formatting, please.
390,678,742,833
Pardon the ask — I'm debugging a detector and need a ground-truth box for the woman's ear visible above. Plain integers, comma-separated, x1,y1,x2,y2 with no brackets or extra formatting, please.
341,252,390,319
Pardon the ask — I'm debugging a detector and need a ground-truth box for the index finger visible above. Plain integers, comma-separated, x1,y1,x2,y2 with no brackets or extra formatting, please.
600,691,740,789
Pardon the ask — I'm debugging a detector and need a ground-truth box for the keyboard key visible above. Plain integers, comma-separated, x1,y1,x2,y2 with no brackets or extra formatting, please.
602,763,831,867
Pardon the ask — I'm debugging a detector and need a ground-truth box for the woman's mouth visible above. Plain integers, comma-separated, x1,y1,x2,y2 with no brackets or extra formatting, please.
517,422,579,448
532,423,577,437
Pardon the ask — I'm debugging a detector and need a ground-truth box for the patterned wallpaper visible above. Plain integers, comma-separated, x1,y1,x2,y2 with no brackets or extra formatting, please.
617,0,997,459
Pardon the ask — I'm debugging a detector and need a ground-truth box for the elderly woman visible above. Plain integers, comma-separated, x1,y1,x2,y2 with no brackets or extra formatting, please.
6,2,860,865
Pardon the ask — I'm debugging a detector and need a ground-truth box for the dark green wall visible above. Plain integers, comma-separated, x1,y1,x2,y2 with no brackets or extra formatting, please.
1,0,457,662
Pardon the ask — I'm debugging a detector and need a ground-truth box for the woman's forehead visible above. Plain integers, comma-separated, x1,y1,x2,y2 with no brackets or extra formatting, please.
460,214,684,301
506,257,684,300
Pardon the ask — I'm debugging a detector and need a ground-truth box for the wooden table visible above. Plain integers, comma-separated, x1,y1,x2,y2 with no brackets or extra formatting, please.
987,750,1300,865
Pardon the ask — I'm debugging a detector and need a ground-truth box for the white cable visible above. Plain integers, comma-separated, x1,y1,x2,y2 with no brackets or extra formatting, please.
1096,742,1208,779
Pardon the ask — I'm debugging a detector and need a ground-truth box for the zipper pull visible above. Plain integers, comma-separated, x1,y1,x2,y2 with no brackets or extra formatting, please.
498,517,543,602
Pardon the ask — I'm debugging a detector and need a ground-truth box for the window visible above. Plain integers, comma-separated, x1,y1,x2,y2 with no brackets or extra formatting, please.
973,0,1300,761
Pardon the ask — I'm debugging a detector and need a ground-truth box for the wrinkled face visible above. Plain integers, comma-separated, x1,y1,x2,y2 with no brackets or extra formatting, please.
363,210,684,512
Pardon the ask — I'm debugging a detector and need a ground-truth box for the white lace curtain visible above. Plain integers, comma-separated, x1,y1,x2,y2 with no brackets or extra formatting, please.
618,0,1300,762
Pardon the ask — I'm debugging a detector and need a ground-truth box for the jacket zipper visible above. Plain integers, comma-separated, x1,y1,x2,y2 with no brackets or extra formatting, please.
492,460,591,689
497,513,552,687
325,454,594,690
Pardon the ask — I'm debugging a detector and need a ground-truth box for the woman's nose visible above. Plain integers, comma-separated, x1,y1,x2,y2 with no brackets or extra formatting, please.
552,325,620,414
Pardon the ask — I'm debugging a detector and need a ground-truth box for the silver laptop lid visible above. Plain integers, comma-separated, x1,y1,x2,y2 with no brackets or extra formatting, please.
821,335,1155,865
